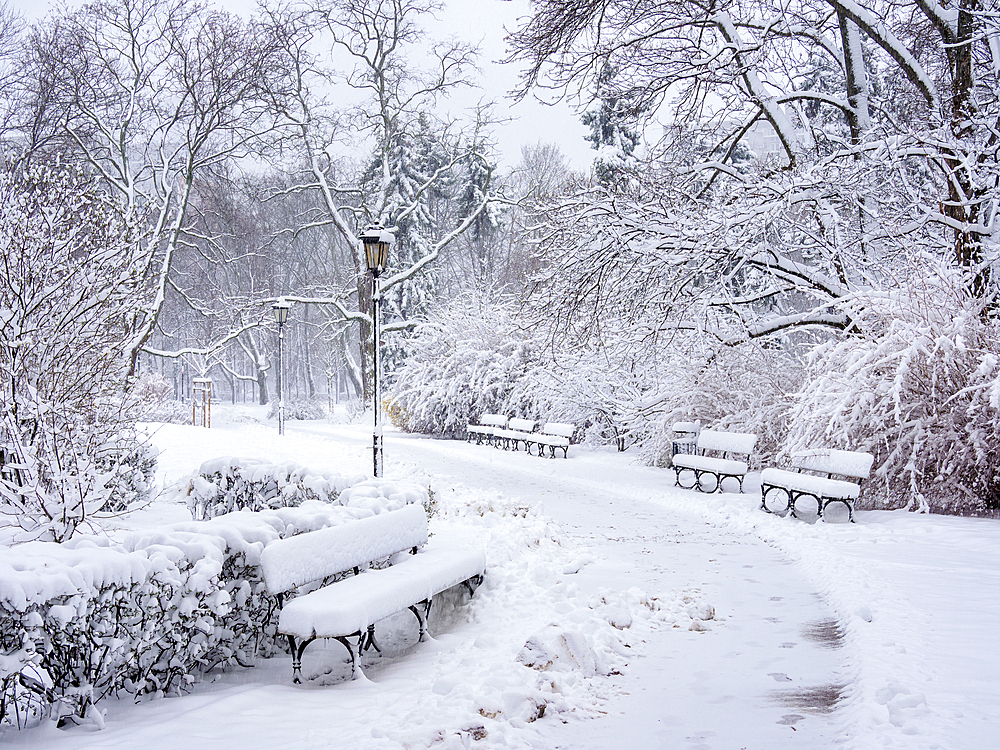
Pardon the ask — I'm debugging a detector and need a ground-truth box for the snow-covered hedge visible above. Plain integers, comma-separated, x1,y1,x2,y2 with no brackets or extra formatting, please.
0,489,427,729
178,458,368,520
786,271,1000,514
266,399,328,421
388,293,544,438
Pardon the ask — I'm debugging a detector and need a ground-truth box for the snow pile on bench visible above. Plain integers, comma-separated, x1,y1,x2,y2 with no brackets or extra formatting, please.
277,530,486,639
260,504,428,594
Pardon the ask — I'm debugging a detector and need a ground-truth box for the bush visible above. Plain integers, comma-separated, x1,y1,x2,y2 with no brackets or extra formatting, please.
266,399,327,421
388,292,544,438
786,268,1000,514
176,457,367,521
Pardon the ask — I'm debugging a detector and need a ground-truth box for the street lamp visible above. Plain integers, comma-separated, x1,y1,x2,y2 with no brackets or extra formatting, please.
360,224,394,477
272,299,292,436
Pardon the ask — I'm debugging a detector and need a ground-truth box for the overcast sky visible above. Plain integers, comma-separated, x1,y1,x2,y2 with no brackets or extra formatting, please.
9,0,595,171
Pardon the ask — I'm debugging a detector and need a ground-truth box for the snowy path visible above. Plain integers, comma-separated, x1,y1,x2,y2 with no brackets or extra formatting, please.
14,418,999,750
386,432,846,748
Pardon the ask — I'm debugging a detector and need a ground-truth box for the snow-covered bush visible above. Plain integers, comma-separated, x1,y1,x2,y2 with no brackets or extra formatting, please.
786,269,1000,514
388,292,544,437
131,373,189,425
0,499,423,729
266,398,327,421
0,163,152,541
177,458,368,520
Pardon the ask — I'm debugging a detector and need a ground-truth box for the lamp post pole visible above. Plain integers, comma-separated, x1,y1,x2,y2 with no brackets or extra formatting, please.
371,269,383,477
272,300,291,436
360,225,394,478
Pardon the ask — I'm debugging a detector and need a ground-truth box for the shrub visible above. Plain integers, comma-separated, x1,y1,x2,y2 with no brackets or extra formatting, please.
388,292,544,438
266,399,327,421
786,268,1000,514
176,457,367,521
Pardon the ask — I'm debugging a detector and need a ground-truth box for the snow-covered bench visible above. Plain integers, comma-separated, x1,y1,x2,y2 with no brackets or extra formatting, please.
466,413,507,445
760,449,874,522
527,422,576,458
672,429,758,493
260,503,485,682
494,418,539,452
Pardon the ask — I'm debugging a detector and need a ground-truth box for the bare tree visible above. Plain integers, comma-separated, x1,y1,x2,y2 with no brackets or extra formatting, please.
19,0,293,375
262,0,496,400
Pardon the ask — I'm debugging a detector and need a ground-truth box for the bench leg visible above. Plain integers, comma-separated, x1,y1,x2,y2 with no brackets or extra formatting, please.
695,470,719,493
789,490,820,519
674,466,698,490
289,635,316,684
820,498,855,523
408,600,432,642
361,624,381,654
334,634,363,679
761,484,791,515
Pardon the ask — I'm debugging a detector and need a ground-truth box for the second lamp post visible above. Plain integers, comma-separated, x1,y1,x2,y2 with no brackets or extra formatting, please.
272,299,292,436
360,224,395,477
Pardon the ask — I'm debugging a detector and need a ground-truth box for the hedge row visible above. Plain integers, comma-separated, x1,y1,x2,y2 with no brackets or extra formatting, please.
1,463,428,731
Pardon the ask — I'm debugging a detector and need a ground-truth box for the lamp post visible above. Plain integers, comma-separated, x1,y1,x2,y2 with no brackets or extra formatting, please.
360,224,394,477
272,299,291,436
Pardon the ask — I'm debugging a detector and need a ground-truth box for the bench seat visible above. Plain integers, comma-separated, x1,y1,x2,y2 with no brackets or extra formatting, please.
672,453,748,478
759,468,861,501
279,535,486,640
760,448,873,522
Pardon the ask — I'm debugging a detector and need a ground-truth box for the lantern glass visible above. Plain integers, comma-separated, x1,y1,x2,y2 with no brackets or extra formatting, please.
361,225,394,273
272,301,290,324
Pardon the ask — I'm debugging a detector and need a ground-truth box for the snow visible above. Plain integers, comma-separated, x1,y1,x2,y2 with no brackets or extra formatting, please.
261,504,429,594
4,409,999,750
539,422,575,439
671,452,748,476
696,428,758,455
791,448,875,479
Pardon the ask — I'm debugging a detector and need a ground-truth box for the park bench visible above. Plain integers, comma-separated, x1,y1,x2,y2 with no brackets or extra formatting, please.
760,448,874,522
466,413,507,446
527,422,576,458
671,429,758,493
260,503,485,682
494,418,539,452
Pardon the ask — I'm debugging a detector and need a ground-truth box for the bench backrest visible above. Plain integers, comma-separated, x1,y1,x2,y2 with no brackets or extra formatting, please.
507,418,537,432
542,422,575,439
697,429,757,456
260,503,428,594
478,413,508,428
791,449,874,480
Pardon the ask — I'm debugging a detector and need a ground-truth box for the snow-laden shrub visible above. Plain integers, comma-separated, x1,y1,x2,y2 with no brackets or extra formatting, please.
131,373,189,425
0,497,424,729
786,270,1000,514
0,163,152,541
266,399,327,421
388,292,544,437
177,457,368,520
93,429,159,513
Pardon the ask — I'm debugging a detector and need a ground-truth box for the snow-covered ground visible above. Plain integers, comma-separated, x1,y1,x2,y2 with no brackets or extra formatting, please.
9,407,998,749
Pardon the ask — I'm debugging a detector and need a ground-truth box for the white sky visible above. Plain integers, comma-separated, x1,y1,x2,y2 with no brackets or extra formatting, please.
9,0,595,171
